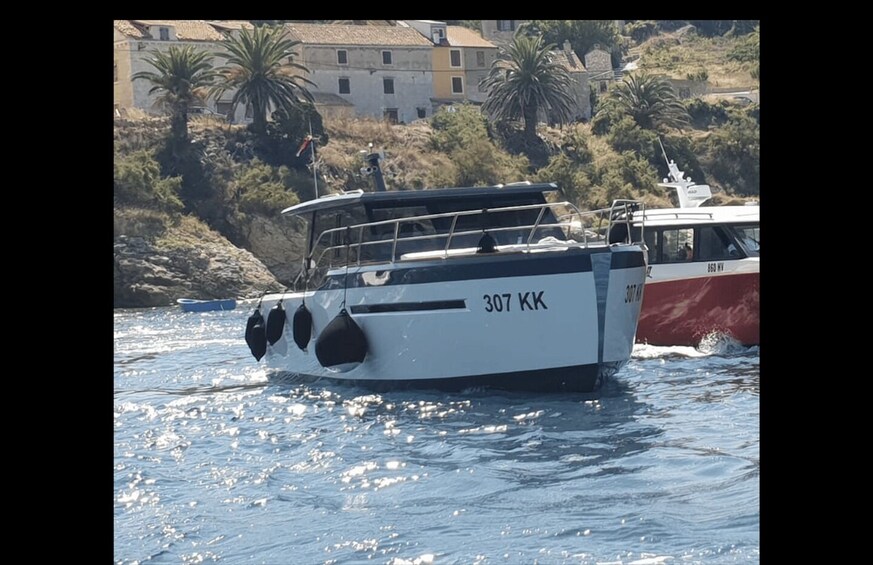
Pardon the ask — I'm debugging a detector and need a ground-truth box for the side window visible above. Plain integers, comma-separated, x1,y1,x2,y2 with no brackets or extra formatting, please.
698,226,735,261
732,224,759,254
661,227,694,263
644,229,659,264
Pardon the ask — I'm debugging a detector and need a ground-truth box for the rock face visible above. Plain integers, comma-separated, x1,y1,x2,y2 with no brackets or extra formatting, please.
114,214,283,308
227,213,308,285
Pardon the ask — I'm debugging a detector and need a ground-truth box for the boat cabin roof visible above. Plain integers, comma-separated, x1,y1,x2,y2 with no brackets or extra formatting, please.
281,183,560,217
634,205,759,227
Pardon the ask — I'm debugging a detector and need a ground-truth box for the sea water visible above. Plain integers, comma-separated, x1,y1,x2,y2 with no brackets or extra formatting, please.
114,307,759,564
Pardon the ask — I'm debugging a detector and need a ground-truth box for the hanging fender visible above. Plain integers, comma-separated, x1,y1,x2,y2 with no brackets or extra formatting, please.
315,308,368,370
266,301,287,345
292,303,313,352
244,308,267,361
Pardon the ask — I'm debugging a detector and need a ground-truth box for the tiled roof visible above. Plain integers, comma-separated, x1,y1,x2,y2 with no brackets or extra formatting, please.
552,48,585,72
446,26,495,49
126,20,226,41
114,20,146,39
311,92,355,106
286,23,432,47
206,20,255,31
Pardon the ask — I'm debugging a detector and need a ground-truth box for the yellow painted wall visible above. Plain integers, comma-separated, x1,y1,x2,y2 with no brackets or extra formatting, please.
433,47,464,99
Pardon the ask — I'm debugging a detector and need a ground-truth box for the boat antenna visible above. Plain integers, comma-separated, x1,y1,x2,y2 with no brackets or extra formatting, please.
309,118,318,199
657,137,683,184
656,136,711,208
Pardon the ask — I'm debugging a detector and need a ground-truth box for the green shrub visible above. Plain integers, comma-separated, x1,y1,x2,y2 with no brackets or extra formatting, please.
234,159,301,216
607,116,659,162
114,149,184,213
685,98,731,129
534,152,592,205
696,112,759,196
626,20,658,43
451,137,529,187
430,104,490,154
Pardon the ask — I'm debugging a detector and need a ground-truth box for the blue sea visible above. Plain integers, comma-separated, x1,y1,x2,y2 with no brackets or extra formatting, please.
114,305,759,564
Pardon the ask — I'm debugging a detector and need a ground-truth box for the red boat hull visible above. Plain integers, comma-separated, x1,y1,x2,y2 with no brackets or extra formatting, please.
636,272,759,346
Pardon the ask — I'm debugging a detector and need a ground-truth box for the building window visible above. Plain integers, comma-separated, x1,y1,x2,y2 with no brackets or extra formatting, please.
159,27,170,41
337,50,348,65
384,108,398,123
497,20,515,32
417,107,427,119
476,51,485,67
113,60,118,82
600,81,608,93
382,50,392,65
383,78,395,94
216,101,234,119
450,49,462,68
451,76,464,94
338,78,350,94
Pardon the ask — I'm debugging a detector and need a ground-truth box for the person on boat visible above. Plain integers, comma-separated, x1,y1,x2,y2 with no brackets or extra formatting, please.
684,243,693,261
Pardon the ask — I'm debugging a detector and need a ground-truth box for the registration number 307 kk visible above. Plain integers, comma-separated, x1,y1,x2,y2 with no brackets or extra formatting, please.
483,291,547,312
625,284,643,303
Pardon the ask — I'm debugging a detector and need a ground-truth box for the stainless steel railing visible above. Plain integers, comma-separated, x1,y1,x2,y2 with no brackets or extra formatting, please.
292,199,644,290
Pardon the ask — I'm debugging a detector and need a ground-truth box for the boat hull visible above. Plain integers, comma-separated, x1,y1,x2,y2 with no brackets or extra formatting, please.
257,246,646,392
637,268,759,346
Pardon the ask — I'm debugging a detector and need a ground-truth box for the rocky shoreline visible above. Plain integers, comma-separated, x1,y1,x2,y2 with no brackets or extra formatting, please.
114,212,288,308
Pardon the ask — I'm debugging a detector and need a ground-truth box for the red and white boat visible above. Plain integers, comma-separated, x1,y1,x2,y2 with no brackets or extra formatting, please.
616,146,759,347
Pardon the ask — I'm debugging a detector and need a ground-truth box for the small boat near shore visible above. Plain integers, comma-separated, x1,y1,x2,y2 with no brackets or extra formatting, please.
243,148,648,393
177,298,237,313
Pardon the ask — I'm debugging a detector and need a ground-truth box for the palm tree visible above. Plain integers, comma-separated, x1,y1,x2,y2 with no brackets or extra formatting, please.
604,73,690,131
481,33,577,142
132,45,219,145
212,25,315,137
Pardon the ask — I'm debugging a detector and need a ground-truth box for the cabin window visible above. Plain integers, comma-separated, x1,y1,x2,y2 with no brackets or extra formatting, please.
644,229,659,264
428,196,561,248
661,227,694,263
364,205,436,262
310,207,369,271
732,224,759,254
698,226,735,261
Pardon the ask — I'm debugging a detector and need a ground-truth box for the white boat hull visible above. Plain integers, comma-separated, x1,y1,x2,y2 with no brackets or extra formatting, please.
255,245,646,392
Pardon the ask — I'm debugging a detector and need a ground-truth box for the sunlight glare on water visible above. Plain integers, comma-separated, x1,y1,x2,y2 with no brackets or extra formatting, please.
114,307,759,564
